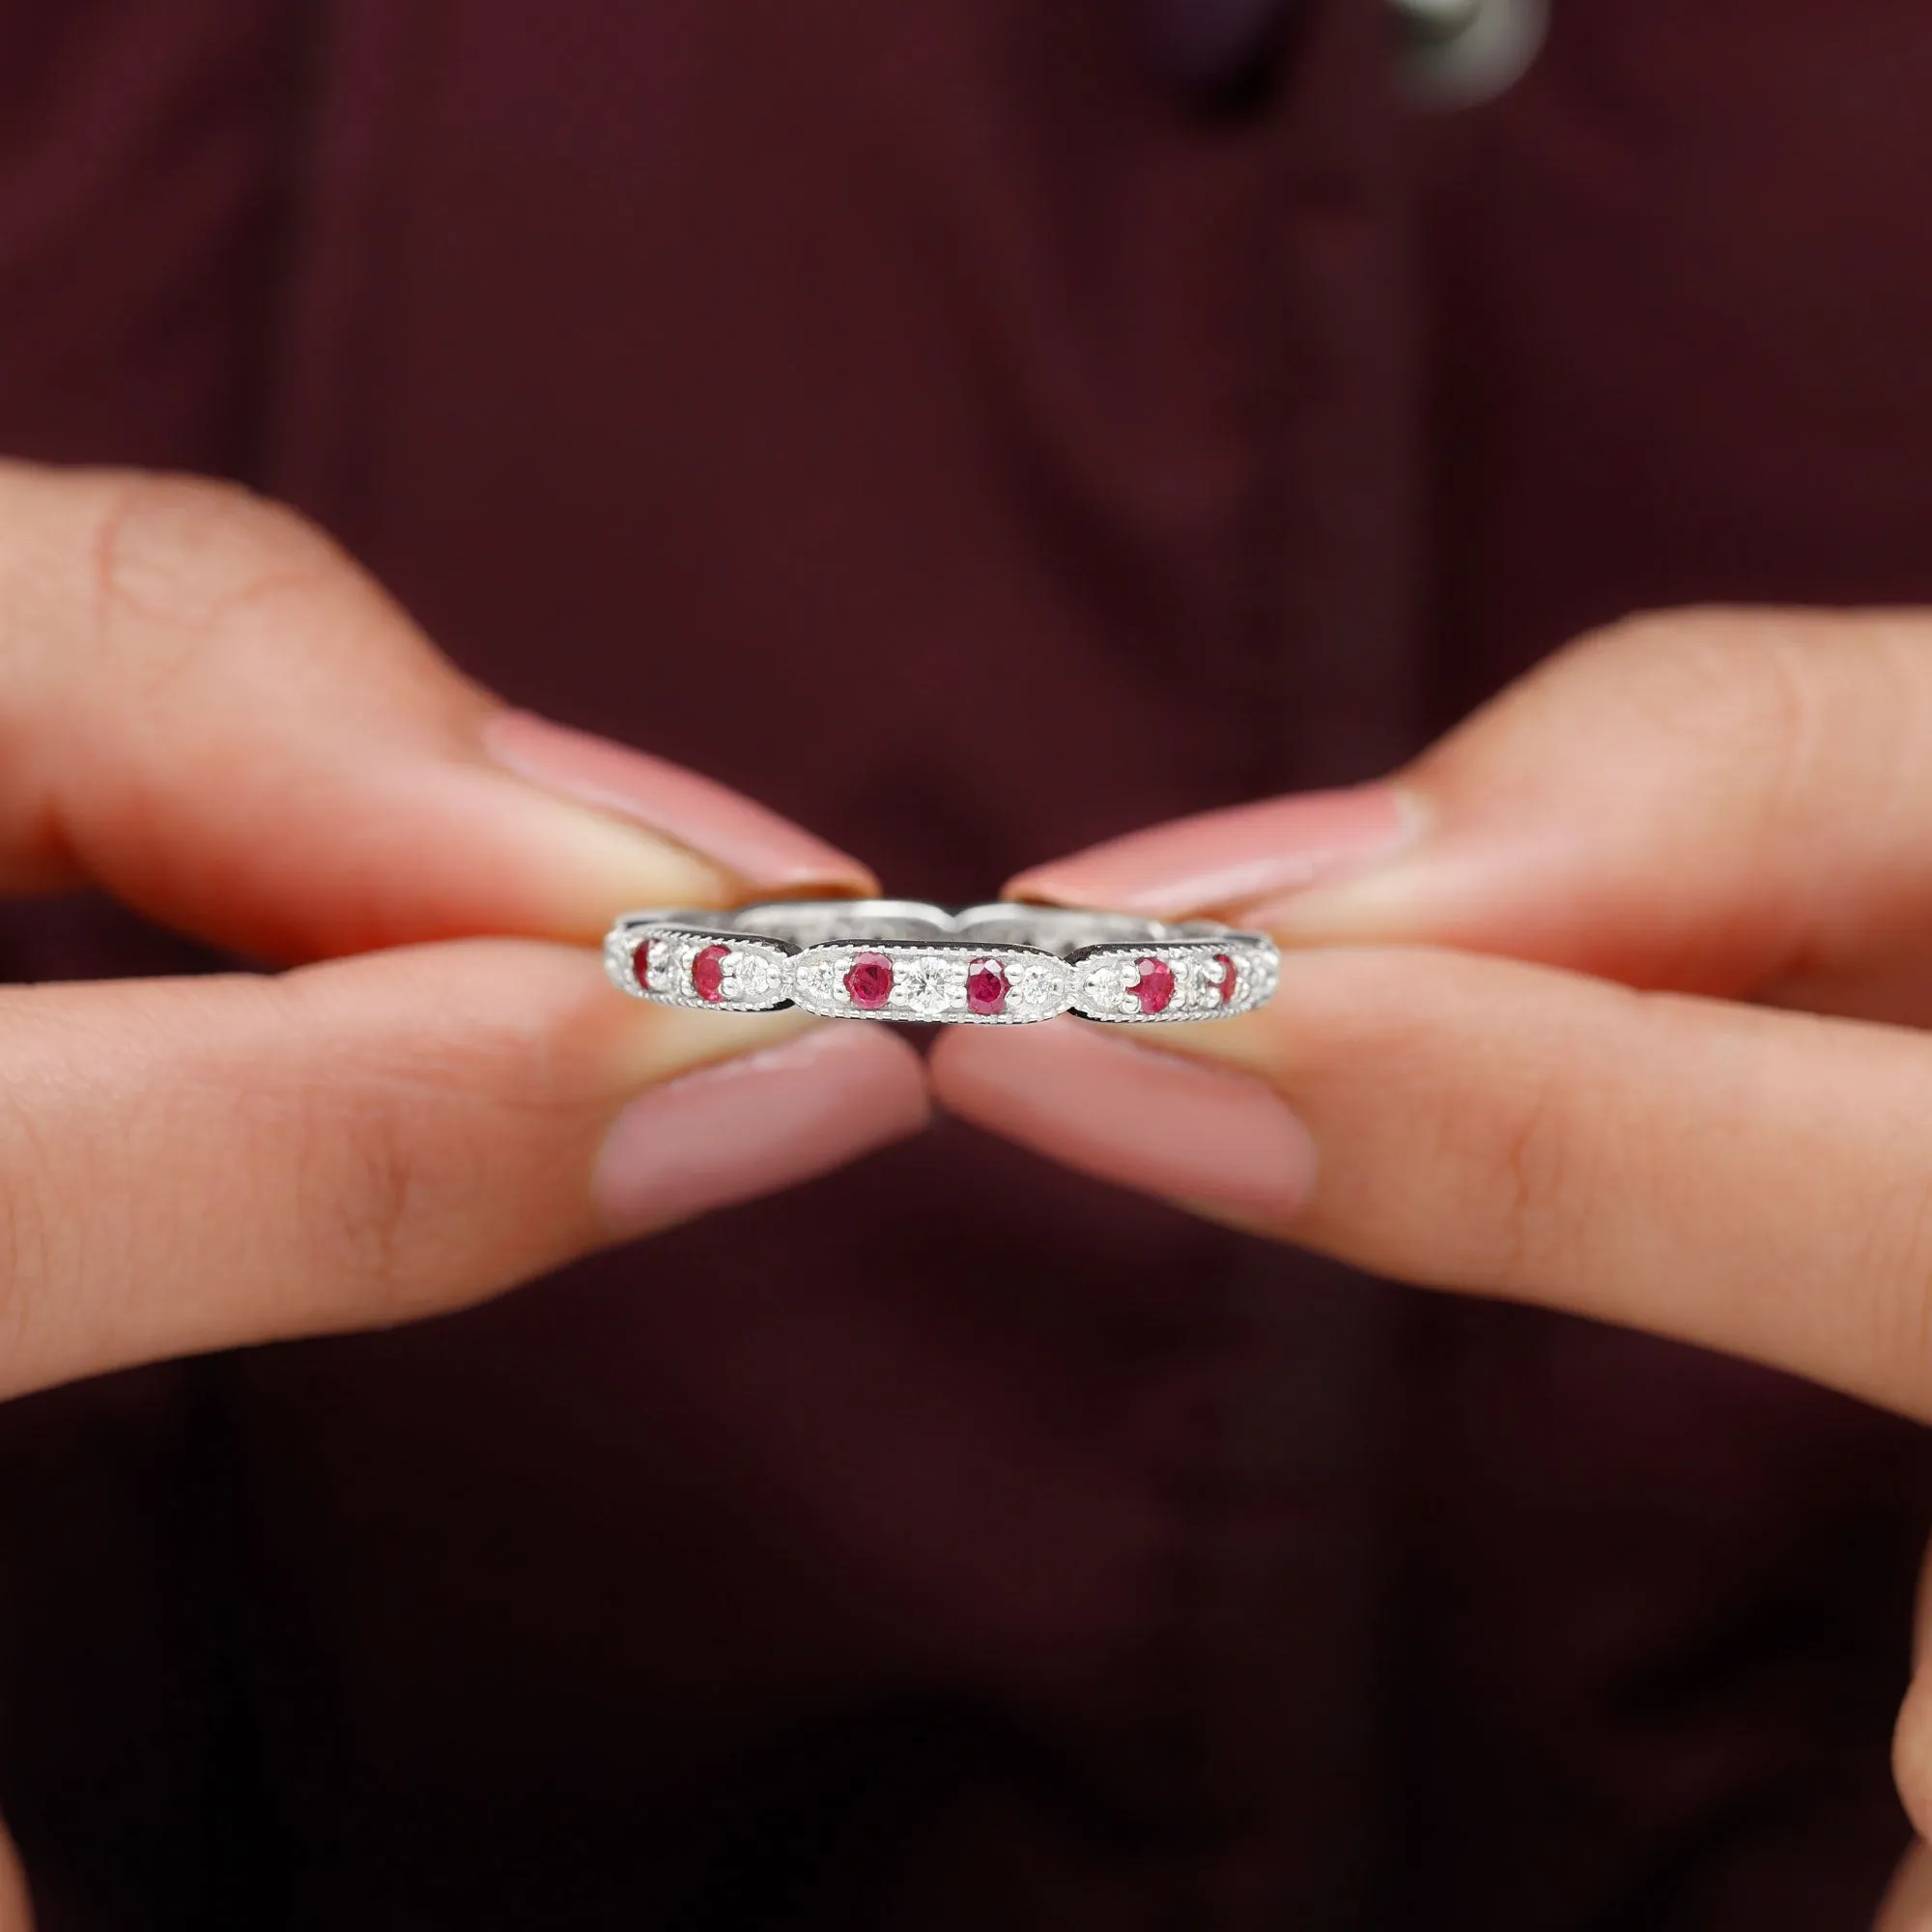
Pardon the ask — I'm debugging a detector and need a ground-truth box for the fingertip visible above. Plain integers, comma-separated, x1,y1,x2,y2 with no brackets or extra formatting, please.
931,1017,1315,1227
483,710,880,901
1004,784,1419,922
594,1021,930,1237
0,460,878,964
426,763,741,941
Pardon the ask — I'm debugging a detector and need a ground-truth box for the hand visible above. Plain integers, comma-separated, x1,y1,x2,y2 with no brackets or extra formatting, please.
0,458,933,1402
0,458,933,1923
930,611,1932,1918
0,467,936,1410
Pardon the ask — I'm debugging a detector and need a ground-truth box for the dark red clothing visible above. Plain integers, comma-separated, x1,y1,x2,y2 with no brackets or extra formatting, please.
2,2,1931,1925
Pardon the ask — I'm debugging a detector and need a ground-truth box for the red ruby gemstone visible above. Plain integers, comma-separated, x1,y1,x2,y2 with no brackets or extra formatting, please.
1132,956,1176,1015
966,959,1008,1016
691,942,728,1004
845,952,895,1009
1214,952,1237,1004
631,938,654,988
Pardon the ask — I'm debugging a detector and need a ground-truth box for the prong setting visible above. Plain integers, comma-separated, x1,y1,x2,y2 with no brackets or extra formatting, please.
603,923,796,1012
1070,940,1276,1023
791,943,1072,1024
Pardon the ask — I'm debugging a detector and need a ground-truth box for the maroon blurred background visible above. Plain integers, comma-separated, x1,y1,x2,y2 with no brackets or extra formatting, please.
2,1,1931,1924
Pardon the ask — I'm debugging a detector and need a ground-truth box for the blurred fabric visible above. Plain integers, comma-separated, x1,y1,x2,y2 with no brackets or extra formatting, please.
0,1,1930,1925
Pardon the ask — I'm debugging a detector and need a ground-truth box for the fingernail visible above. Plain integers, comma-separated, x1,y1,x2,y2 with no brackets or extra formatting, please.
484,710,878,897
594,1023,929,1237
932,1018,1315,1228
1007,783,1421,921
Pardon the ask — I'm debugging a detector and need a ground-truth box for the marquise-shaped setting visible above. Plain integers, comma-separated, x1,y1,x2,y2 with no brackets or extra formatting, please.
603,923,797,1012
790,942,1072,1024
1070,938,1278,1024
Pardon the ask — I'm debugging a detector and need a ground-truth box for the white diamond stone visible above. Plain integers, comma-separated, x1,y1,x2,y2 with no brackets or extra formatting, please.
645,938,680,995
795,952,838,1004
1080,958,1142,1017
897,954,958,1017
724,948,785,1005
1010,958,1065,1012
1189,954,1223,1009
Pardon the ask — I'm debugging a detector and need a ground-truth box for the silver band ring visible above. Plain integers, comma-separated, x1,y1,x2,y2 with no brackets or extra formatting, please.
603,900,1280,1025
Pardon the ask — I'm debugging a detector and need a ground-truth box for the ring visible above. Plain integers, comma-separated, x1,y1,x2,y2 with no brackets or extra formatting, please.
603,900,1280,1025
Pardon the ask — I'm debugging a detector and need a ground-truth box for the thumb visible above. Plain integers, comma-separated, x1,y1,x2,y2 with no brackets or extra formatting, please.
0,943,928,1403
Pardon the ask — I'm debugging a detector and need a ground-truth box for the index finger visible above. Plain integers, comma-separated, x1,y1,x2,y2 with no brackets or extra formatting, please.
0,461,873,959
1006,611,1932,1021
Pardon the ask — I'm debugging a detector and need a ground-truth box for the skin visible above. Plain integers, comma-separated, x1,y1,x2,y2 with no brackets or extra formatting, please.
3,463,1923,1915
931,610,1932,1925
0,458,931,1927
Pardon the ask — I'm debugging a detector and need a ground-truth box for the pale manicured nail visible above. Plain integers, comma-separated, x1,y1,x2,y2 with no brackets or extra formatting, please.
485,710,878,896
1006,783,1421,921
594,1023,929,1237
931,1018,1315,1228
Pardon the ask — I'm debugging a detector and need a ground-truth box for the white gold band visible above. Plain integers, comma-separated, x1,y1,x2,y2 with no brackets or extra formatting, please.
603,900,1279,1026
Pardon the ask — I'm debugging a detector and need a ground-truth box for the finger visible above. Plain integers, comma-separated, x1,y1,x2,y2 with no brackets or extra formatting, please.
0,461,873,960
1899,1676,1932,1853
1008,610,1932,1018
1876,1839,1932,1931
931,946,1932,1421
0,947,927,1401
0,1821,26,1932
1895,1543,1932,1847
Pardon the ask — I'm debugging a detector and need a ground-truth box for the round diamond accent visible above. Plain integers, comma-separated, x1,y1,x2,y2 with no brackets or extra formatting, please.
1081,959,1133,1016
1009,959,1066,1013
899,954,958,1017
728,950,785,1005
795,952,838,1003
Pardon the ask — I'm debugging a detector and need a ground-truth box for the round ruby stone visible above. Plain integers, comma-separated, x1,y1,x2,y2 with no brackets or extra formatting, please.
1132,956,1176,1015
1214,952,1237,1005
631,938,654,988
691,943,729,1004
966,959,1008,1016
845,952,895,1009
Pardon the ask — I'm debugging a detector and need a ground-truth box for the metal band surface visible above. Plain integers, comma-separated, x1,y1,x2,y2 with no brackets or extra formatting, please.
603,900,1279,1025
